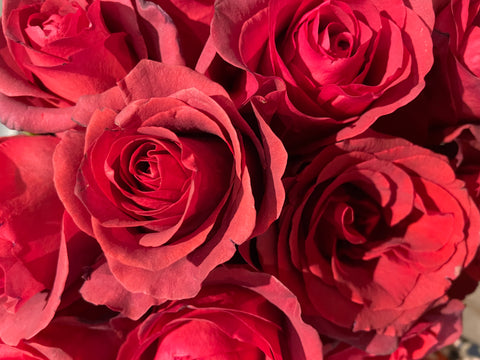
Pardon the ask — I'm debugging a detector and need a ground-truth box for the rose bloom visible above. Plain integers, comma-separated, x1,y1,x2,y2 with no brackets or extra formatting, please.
54,60,286,303
0,0,212,133
441,125,480,289
117,267,323,360
0,315,122,360
208,0,434,151
0,135,65,346
435,0,480,120
254,132,480,354
374,0,480,146
323,299,464,360
0,135,102,345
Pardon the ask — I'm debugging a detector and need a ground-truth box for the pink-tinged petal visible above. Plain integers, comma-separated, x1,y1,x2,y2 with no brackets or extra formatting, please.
53,130,93,236
104,228,237,299
118,60,229,102
80,261,164,319
0,94,75,133
134,0,184,65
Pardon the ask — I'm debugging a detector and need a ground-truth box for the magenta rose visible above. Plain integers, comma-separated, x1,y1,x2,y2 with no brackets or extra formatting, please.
324,300,464,360
0,0,209,133
54,60,286,303
117,267,323,360
209,0,434,151
254,132,480,354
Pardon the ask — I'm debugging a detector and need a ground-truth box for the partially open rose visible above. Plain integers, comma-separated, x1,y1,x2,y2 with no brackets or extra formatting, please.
54,60,286,302
0,0,209,133
210,0,434,151
254,132,480,354
117,267,323,360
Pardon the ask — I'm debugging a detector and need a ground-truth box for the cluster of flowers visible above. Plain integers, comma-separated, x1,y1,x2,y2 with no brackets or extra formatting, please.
1,0,479,358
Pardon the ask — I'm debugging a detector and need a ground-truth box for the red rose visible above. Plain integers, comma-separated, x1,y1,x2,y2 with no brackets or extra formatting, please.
442,125,480,290
117,267,323,360
0,135,65,345
374,0,480,146
0,0,207,133
435,0,480,119
254,132,480,354
324,300,464,360
0,135,102,345
54,60,287,302
443,124,480,205
0,315,122,360
209,0,434,151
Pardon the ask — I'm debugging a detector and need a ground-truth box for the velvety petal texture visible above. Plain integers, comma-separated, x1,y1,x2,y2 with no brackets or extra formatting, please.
255,132,480,354
117,267,323,360
210,0,434,152
54,60,287,306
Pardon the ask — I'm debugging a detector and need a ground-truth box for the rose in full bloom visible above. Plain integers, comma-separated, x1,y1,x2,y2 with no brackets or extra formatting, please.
0,135,102,345
117,267,323,360
0,0,211,133
54,60,287,303
209,0,434,151
254,132,480,354
323,300,463,360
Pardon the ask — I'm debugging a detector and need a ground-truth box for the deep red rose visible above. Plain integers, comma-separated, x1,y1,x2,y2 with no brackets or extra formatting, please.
0,0,210,133
54,60,287,303
117,267,323,360
0,135,102,345
254,132,480,354
208,0,434,152
324,300,464,360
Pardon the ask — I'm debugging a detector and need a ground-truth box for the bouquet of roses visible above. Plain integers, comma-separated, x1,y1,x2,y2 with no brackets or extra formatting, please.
0,0,479,358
